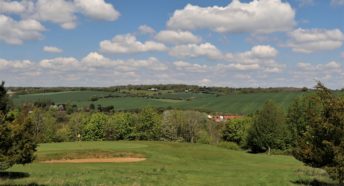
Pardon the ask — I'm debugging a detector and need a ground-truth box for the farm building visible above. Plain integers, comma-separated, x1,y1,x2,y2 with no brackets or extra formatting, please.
208,115,241,122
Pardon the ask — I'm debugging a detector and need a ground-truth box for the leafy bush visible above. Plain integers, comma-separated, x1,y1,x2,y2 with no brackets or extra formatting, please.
222,117,252,147
82,113,107,141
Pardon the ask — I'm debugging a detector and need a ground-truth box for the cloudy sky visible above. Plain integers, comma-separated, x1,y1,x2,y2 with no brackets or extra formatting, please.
0,0,343,88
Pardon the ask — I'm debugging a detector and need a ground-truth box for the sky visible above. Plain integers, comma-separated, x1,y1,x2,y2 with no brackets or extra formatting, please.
0,0,344,88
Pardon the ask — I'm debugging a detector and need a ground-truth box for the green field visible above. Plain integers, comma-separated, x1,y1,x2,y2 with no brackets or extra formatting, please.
0,141,332,185
11,91,306,114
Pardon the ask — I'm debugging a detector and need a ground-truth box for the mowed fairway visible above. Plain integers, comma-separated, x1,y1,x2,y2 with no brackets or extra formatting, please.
1,141,330,186
12,91,305,114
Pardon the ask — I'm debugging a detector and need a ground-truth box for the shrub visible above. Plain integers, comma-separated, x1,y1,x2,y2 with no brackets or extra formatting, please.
222,117,252,147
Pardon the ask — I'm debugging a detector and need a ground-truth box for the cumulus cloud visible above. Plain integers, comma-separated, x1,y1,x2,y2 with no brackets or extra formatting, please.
167,0,295,33
173,61,207,72
293,61,343,87
74,0,119,21
43,46,63,53
138,25,155,34
126,57,168,71
100,34,167,54
155,30,201,44
29,0,77,29
0,0,25,14
39,57,79,71
81,52,113,68
288,28,344,53
297,61,341,72
0,0,120,30
0,58,33,70
169,43,222,60
221,45,283,72
0,15,45,44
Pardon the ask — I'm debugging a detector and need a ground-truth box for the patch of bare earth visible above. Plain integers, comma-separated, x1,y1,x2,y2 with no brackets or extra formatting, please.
42,157,146,163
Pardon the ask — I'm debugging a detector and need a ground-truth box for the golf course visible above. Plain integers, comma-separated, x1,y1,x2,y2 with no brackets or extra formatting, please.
1,141,332,186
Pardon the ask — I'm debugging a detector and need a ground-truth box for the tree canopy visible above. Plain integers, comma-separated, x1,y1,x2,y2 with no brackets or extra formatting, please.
0,82,37,171
291,82,344,183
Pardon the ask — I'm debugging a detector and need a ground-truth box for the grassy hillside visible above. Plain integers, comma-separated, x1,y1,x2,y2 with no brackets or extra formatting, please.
11,91,306,114
1,141,331,185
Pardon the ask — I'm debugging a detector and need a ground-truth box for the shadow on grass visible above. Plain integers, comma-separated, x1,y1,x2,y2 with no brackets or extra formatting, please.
0,171,30,179
0,183,45,186
292,179,341,186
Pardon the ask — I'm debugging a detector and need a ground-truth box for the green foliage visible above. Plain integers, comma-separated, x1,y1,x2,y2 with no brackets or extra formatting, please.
292,82,344,183
134,108,162,140
82,113,107,141
0,81,8,113
68,112,89,141
162,110,212,143
0,85,36,170
8,110,37,167
247,100,290,153
222,117,252,146
105,112,135,140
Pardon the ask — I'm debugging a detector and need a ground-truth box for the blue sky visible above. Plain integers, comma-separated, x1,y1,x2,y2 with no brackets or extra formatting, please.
0,0,343,88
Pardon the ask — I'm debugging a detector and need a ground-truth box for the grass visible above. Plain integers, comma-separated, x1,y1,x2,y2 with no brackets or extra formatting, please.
11,90,306,114
0,141,334,186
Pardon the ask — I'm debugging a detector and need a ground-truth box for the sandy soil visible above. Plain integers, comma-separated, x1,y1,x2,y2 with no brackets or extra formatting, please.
42,157,146,163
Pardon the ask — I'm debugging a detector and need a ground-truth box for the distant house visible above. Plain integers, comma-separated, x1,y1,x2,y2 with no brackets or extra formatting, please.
208,114,241,122
148,88,158,91
7,90,15,97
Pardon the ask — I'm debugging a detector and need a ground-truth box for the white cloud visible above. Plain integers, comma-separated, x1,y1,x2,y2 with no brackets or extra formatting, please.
294,61,343,87
82,52,167,71
31,0,77,29
0,15,45,44
81,52,113,68
0,0,25,14
138,25,155,34
155,30,201,44
238,45,278,59
169,43,222,60
39,57,79,70
331,0,344,5
221,63,261,71
288,28,344,53
74,0,119,21
127,57,168,71
0,59,33,70
173,61,207,72
298,61,342,72
0,0,120,30
100,34,167,54
167,0,295,34
221,45,283,72
200,78,211,86
43,46,63,53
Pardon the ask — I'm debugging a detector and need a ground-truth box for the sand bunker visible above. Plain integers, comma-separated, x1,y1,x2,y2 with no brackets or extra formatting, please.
42,157,146,163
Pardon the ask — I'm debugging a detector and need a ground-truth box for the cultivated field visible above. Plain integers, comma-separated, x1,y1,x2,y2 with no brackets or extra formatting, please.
12,90,305,114
1,141,332,186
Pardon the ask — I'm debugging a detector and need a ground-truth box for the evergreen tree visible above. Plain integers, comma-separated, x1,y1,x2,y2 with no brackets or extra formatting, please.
0,82,37,171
